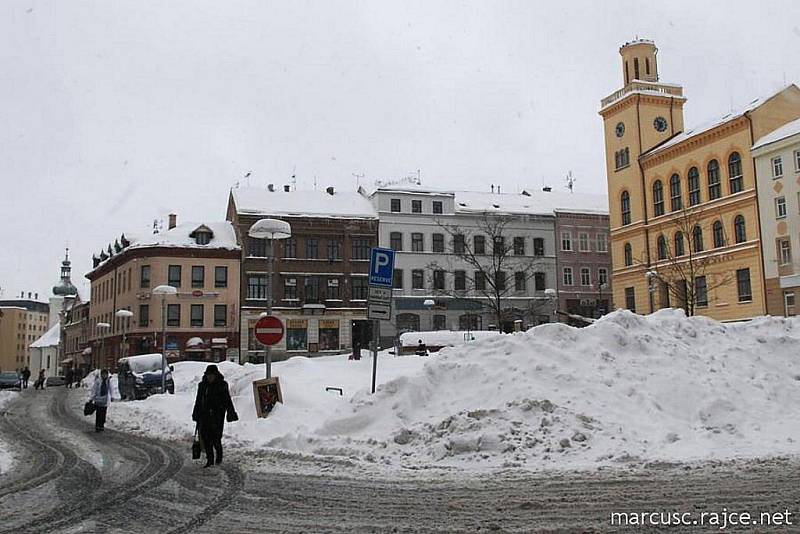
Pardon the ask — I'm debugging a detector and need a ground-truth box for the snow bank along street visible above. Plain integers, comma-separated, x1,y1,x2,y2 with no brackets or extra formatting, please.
0,391,18,473
107,309,800,472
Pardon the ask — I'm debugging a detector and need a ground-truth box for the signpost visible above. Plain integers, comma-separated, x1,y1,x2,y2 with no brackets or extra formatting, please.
254,315,284,380
367,247,395,394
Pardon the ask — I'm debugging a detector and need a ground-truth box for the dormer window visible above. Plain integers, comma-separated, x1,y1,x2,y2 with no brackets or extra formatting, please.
189,224,214,245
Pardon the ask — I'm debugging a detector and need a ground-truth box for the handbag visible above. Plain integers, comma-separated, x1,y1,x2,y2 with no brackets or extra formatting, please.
192,426,203,460
227,410,239,423
84,401,96,416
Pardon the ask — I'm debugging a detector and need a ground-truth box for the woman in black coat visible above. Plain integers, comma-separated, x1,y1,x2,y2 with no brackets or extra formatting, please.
192,365,238,467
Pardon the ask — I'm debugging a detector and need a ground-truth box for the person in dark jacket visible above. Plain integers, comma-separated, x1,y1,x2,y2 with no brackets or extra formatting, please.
192,365,238,468
21,367,31,389
65,367,74,389
34,369,46,390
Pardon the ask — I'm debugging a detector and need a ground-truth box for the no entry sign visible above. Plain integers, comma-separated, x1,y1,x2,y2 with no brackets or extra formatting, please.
254,315,284,346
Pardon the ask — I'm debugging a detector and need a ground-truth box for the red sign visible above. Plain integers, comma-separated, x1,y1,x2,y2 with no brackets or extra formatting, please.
254,315,284,346
192,290,204,297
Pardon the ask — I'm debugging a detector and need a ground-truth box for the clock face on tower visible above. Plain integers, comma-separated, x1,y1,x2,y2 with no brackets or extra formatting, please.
654,116,668,132
615,122,625,138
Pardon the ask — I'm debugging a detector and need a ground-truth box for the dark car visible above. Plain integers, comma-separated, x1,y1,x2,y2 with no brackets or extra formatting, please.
0,372,22,390
117,354,175,400
46,376,66,387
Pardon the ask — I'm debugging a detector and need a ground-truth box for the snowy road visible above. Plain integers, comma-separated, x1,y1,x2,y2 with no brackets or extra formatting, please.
2,388,800,533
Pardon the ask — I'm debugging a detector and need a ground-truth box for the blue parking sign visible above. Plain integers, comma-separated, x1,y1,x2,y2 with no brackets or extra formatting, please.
369,247,395,287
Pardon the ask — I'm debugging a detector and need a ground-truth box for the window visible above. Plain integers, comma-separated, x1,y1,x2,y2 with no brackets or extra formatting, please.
390,232,403,251
713,220,725,248
139,305,149,328
167,304,180,327
432,201,443,214
779,238,792,265
621,191,631,225
728,152,743,193
580,267,591,286
513,237,525,255
432,233,444,253
493,236,505,256
669,174,682,211
634,57,640,79
776,196,787,219
533,238,545,256
734,215,746,244
247,274,268,300
249,237,267,257
708,159,721,200
653,180,664,216
736,268,752,302
214,305,226,327
534,272,546,290
306,238,319,259
561,232,572,251
283,238,297,258
397,313,420,332
412,270,424,289
657,235,667,260
324,278,339,300
786,292,796,317
433,315,447,330
694,276,708,307
411,200,422,213
495,271,506,291
433,270,445,290
692,225,704,252
674,232,685,256
284,277,297,300
390,198,401,212
305,277,320,302
411,233,424,252
625,287,636,312
578,233,589,252
140,265,151,288
190,304,204,327
474,271,486,291
624,243,633,266
392,269,403,289
452,234,465,254
195,231,210,245
352,238,370,260
286,325,307,351
773,156,784,178
515,271,526,291
351,278,368,300
563,267,573,286
598,268,608,286
615,147,630,170
473,235,485,254
795,150,800,172
688,167,700,206
168,265,181,288
214,266,228,288
454,270,466,290
327,240,341,260
191,266,205,288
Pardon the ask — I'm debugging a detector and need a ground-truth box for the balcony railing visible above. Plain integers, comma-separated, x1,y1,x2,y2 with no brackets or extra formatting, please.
601,81,684,108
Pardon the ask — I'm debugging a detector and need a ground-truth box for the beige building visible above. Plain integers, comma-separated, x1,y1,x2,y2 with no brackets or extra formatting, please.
752,118,800,315
600,39,800,320
0,297,49,373
86,215,241,371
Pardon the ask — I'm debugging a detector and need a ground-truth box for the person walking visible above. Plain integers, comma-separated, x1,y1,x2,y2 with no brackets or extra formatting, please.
192,365,238,468
34,369,46,390
65,366,74,389
90,369,112,432
415,339,428,357
21,367,31,389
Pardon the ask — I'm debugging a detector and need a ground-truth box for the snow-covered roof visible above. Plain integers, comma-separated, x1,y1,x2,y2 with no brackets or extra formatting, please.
31,323,60,348
231,187,377,219
752,117,800,150
451,190,608,216
521,189,609,215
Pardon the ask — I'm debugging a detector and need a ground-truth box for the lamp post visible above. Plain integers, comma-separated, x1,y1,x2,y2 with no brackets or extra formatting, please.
115,309,134,360
597,282,608,318
645,270,657,314
423,299,435,331
247,218,292,379
153,285,178,393
544,288,557,323
96,322,111,370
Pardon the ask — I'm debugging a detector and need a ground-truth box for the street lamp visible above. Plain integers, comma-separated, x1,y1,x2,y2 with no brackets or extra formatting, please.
596,282,608,318
645,270,657,314
248,218,292,379
96,322,111,370
115,309,134,360
423,299,435,331
153,284,178,393
544,288,557,323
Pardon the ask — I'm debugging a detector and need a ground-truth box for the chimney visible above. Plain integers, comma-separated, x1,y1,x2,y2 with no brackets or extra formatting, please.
542,186,552,192
35,292,38,300
326,186,335,196
28,292,32,299
491,184,495,193
283,185,291,192
168,213,177,229
497,185,501,194
267,184,275,192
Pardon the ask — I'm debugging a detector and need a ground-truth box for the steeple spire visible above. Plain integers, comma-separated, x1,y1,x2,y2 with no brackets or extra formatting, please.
53,247,78,297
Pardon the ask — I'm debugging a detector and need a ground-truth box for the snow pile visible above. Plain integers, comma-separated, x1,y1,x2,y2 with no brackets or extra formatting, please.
108,310,800,472
0,391,19,473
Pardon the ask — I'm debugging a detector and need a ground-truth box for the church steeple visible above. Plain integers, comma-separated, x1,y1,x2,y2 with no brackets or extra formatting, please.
53,248,78,297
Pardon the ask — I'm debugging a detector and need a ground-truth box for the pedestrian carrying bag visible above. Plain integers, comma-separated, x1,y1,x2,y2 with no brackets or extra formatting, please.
192,426,203,460
84,401,96,416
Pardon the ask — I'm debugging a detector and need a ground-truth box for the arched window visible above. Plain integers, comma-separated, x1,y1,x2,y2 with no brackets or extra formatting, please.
708,159,721,200
645,57,651,76
624,243,633,266
396,313,420,333
713,220,725,248
621,191,631,225
657,235,668,260
634,57,640,80
728,152,743,194
670,174,682,211
692,225,704,253
625,61,630,85
734,215,746,243
653,180,664,216
688,167,700,206
674,232,685,256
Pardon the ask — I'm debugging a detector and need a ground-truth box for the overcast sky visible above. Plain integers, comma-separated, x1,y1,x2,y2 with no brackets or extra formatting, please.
1,0,799,299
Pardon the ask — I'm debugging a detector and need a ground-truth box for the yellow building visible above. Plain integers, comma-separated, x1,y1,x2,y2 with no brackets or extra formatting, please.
600,39,800,320
0,298,50,373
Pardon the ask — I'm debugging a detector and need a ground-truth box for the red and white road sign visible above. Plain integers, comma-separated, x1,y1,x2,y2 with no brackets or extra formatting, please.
254,315,284,346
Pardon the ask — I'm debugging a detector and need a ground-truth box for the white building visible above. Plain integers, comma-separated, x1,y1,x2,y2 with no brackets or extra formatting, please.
29,322,60,378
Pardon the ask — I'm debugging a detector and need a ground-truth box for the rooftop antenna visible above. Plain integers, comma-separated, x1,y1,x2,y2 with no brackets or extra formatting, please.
565,171,576,193
290,166,297,191
313,175,318,190
153,219,159,234
352,172,364,189
244,171,252,187
415,169,421,185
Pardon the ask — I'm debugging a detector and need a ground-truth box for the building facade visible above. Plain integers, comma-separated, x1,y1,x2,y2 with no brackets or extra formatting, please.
600,39,800,319
0,296,49,373
64,300,92,375
86,216,241,371
752,118,800,315
227,186,378,360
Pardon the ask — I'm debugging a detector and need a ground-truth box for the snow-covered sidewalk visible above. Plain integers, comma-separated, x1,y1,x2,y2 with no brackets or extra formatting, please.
107,309,800,472
0,391,19,473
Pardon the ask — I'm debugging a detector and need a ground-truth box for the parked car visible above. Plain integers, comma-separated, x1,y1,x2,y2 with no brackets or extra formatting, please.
117,354,175,400
0,372,22,390
46,375,66,387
